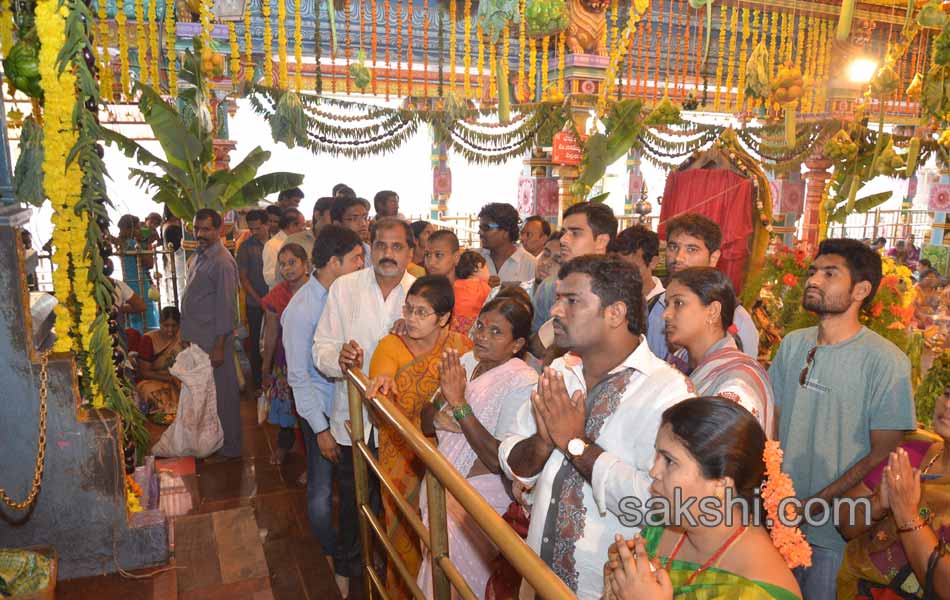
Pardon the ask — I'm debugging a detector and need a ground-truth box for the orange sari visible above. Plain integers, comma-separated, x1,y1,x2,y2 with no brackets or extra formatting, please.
369,328,472,600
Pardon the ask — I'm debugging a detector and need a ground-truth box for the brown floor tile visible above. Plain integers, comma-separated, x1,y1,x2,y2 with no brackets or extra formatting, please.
262,537,307,600
178,575,271,600
196,458,286,502
253,491,306,541
212,507,269,584
173,513,222,593
195,496,251,514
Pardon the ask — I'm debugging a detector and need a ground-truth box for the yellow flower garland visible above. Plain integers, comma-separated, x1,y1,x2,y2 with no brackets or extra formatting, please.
135,0,148,85
609,0,619,51
557,29,565,96
244,4,253,83
488,33,497,98
527,37,536,101
262,0,272,84
166,0,177,91
723,5,737,111
767,11,777,79
502,24,510,97
148,0,160,87
294,0,302,91
816,20,831,111
199,0,213,49
518,0,526,98
735,7,750,112
599,7,639,114
713,2,726,110
116,0,130,98
278,0,287,88
229,23,240,80
0,1,12,59
98,0,114,101
449,0,457,89
37,0,105,407
476,23,484,98
540,35,549,99
463,0,471,97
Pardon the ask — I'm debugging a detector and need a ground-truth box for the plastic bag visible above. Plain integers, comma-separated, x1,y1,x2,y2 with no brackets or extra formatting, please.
525,0,568,38
151,345,223,458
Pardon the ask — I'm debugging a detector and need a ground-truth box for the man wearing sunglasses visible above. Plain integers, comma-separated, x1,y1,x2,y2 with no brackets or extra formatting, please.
478,202,537,288
768,238,915,600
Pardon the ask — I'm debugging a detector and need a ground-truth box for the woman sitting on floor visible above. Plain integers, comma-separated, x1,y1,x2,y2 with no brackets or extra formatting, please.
136,306,186,423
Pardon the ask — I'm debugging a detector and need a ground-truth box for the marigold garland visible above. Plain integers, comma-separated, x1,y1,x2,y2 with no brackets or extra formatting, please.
406,3,413,96
557,29,565,96
167,0,179,90
343,0,351,93
527,37,536,100
761,441,813,569
653,0,660,98
277,0,287,88
502,24,510,97
371,0,378,93
675,0,686,100
488,32,497,98
449,0,457,88
644,8,652,96
383,0,390,98
722,5,737,111
99,0,114,101
540,35,549,99
116,0,130,98
608,0,618,51
0,0,12,59
463,0,471,97
229,23,241,81
135,0,148,85
148,0,160,86
767,11,778,79
243,5,253,83
735,7,750,112
262,0,273,84
475,22,484,99
518,0,527,98
713,2,726,110
393,0,401,96
294,0,302,91
814,20,829,111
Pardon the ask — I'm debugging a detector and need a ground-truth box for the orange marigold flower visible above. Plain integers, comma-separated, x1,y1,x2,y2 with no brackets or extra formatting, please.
782,273,799,287
761,441,812,569
870,302,884,318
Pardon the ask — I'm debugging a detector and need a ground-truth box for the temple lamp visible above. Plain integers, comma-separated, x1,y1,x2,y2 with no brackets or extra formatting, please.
847,57,878,84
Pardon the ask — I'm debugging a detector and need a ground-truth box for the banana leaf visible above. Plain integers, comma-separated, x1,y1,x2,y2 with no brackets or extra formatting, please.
828,191,892,223
225,172,306,208
134,83,203,170
270,91,310,149
14,116,44,207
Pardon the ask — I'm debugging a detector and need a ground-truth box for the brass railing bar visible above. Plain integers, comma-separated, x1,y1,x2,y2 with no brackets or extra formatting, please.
348,382,376,600
361,504,428,600
435,555,478,600
355,440,432,550
424,471,452,600
366,565,392,600
345,367,574,600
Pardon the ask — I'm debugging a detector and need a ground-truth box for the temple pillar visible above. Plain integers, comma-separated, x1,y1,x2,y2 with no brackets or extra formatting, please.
802,156,834,249
771,170,805,248
518,148,558,222
431,141,450,220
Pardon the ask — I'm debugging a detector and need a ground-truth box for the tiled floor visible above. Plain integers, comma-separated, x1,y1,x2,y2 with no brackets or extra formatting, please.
56,376,354,600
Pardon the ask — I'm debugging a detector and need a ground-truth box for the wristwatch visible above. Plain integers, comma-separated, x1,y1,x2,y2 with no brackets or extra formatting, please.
567,437,589,458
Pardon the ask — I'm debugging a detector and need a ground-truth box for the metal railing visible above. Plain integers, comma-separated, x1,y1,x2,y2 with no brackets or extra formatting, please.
343,366,574,600
823,209,933,247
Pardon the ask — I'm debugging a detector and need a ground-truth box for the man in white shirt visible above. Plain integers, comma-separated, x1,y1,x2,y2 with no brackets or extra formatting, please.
478,202,536,286
647,213,759,361
331,195,373,267
311,218,417,592
262,207,304,289
499,255,694,600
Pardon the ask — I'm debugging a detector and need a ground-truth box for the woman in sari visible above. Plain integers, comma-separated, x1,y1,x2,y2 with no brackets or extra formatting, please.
604,398,802,600
136,306,186,422
662,267,775,438
417,296,538,600
368,275,472,599
261,243,310,465
836,394,950,599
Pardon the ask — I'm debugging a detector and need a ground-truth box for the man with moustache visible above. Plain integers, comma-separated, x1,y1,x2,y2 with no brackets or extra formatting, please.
312,217,417,596
768,239,915,600
499,255,694,600
180,208,242,459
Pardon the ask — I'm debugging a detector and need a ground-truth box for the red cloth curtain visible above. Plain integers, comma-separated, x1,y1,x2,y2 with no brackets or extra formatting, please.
659,169,755,293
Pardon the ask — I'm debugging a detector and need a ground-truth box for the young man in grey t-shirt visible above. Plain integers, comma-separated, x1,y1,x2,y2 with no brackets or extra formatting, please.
769,238,915,600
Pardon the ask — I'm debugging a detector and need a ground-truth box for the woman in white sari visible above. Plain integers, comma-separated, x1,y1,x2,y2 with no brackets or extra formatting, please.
418,297,538,600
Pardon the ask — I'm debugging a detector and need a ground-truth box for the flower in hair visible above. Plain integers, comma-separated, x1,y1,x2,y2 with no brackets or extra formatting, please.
761,441,812,569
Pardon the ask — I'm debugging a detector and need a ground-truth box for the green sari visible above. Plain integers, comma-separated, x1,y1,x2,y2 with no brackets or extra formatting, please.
642,526,800,600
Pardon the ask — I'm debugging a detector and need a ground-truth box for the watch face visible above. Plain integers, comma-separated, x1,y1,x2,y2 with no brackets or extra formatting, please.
568,438,585,456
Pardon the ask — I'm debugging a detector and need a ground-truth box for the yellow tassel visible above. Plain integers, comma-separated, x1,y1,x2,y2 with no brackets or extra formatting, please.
99,0,114,101
476,23,484,98
528,37,536,100
148,0,160,87
229,23,241,81
165,0,177,92
294,0,302,91
244,2,253,82
449,0,457,88
262,0,272,84
558,29,566,96
518,0,526,97
135,0,148,85
488,32,497,98
278,0,287,88
463,0,472,97
541,35,549,99
117,0,130,97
